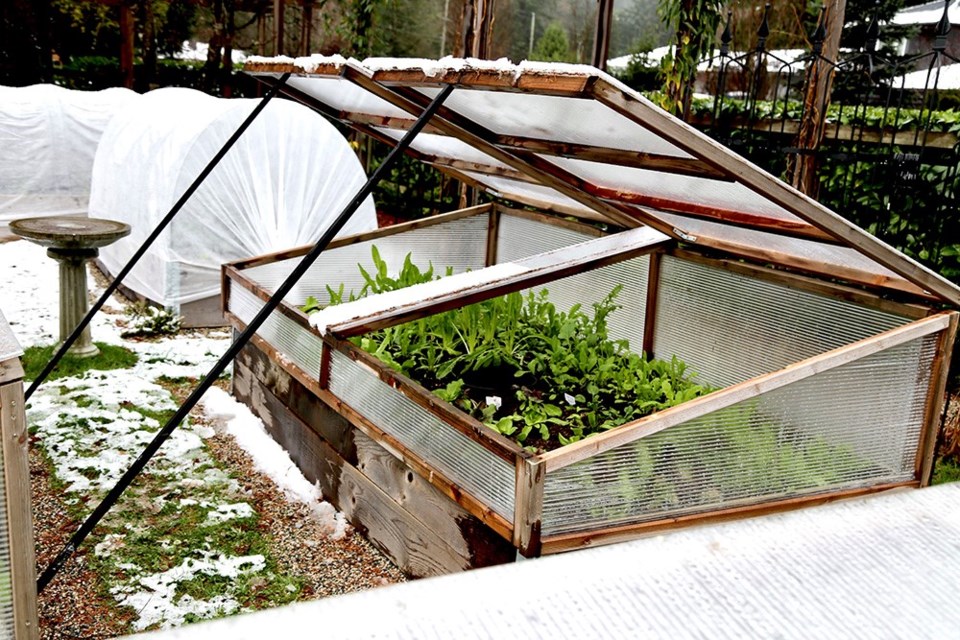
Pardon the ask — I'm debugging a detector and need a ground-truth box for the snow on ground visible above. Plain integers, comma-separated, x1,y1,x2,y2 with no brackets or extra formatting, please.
1,239,345,629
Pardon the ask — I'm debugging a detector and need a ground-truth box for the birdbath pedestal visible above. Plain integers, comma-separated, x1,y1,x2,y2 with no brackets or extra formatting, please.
10,216,131,358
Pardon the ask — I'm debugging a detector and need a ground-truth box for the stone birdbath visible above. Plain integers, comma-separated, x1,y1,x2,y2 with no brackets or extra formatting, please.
10,216,131,358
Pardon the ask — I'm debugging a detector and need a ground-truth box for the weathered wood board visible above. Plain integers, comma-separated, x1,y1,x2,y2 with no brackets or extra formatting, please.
232,341,515,577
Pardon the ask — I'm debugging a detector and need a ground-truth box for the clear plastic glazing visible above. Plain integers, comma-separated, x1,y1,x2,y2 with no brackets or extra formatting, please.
327,349,516,519
414,87,693,158
0,447,13,637
541,333,937,536
228,284,324,378
242,212,490,306
654,256,911,388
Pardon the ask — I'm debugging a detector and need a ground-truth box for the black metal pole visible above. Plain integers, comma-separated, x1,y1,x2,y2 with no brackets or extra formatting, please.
24,73,292,402
37,83,454,594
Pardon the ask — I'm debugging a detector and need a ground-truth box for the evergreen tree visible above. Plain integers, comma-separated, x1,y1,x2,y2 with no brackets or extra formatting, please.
530,21,573,62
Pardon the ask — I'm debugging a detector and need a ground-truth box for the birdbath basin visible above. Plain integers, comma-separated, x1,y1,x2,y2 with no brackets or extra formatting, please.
10,216,131,358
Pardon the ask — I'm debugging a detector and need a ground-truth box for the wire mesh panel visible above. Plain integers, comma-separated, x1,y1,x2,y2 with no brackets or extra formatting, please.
241,212,490,307
328,349,516,520
229,284,324,378
654,255,911,388
0,446,13,637
541,333,937,536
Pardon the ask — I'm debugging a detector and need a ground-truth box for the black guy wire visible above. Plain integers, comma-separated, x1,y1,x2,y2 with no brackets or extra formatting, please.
24,72,292,402
37,83,455,594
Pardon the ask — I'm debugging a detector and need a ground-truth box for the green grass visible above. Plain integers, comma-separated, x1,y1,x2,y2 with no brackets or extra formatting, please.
932,457,960,485
22,342,138,382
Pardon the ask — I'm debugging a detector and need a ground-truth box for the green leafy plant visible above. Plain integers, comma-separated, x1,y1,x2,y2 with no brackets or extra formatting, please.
310,247,712,452
121,302,182,338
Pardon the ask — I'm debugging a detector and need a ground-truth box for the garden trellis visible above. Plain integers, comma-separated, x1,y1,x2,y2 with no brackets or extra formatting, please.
220,56,959,573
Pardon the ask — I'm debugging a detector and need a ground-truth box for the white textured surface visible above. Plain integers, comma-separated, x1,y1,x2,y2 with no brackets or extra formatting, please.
0,309,21,362
134,484,960,639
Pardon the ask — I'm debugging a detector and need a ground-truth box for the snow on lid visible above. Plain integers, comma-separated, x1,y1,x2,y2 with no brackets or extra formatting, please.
0,308,22,362
244,53,354,74
363,56,518,77
309,262,530,334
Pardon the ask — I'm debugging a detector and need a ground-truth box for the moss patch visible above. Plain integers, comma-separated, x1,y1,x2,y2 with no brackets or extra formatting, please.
932,457,960,485
22,343,138,382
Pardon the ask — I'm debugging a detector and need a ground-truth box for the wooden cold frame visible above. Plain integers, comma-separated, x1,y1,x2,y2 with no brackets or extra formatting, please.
222,201,955,571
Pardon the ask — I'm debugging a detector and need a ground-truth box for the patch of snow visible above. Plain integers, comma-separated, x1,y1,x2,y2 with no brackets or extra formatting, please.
200,387,349,539
204,502,255,525
95,533,127,558
113,553,265,631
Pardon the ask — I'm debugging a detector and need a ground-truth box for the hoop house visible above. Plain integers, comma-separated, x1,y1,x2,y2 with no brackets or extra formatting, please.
0,84,137,237
91,87,376,326
223,56,959,576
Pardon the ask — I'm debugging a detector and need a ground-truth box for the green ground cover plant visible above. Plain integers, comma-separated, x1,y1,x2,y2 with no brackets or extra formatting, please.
22,342,138,382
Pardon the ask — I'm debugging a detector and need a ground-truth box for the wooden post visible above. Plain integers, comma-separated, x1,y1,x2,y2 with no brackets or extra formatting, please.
641,252,662,357
0,355,39,640
274,0,285,56
513,458,544,557
458,0,494,59
301,0,314,56
918,312,958,485
787,0,846,196
119,0,135,89
591,0,614,70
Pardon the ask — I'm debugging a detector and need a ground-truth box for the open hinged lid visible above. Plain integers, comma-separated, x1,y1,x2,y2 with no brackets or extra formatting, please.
242,55,960,307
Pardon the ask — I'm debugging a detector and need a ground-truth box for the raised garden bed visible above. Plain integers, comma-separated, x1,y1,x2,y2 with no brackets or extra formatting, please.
222,57,959,576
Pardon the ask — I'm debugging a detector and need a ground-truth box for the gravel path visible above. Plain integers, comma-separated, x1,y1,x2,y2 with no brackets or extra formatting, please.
32,406,406,638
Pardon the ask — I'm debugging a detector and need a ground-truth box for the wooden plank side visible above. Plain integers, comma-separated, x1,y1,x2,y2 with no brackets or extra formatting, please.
917,311,959,485
353,430,514,568
234,358,513,574
235,341,356,460
591,78,960,307
540,481,916,555
0,379,39,640
536,313,953,472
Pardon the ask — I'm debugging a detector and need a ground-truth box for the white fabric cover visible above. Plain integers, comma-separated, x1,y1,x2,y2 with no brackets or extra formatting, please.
91,87,376,307
0,84,138,235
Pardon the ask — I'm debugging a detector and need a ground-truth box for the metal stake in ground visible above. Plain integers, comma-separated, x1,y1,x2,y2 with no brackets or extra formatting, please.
24,73,291,402
36,83,455,593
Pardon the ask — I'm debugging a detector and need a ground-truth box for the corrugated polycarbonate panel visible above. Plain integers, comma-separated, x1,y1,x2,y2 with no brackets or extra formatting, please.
229,284,324,378
654,256,910,389
415,87,693,158
656,211,907,283
373,127,509,169
0,441,14,637
328,349,516,519
241,212,490,306
286,75,410,120
495,213,595,262
541,333,937,536
461,171,597,215
497,214,650,350
547,156,803,223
